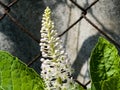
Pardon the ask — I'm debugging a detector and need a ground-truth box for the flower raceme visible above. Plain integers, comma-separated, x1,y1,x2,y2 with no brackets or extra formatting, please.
40,7,77,90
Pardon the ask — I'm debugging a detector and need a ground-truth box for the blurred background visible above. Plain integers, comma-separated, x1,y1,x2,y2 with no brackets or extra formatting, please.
0,0,120,88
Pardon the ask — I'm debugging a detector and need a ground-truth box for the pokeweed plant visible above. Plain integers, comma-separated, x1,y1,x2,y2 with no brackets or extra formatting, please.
0,6,120,90
39,7,84,90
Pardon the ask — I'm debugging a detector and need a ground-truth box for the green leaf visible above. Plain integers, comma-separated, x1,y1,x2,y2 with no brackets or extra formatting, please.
101,75,120,90
0,50,45,90
91,83,96,90
90,37,120,90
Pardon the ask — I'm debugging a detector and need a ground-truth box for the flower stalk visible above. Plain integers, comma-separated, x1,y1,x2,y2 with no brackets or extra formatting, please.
40,7,77,90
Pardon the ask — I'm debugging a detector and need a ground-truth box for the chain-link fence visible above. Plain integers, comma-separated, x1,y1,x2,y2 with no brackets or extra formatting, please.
0,0,120,89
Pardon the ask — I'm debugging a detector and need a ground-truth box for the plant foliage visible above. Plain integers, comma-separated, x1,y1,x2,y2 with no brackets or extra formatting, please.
0,51,44,90
90,37,120,90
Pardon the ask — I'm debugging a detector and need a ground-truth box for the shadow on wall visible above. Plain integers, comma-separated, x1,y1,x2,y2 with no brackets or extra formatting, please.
72,34,100,80
72,0,120,80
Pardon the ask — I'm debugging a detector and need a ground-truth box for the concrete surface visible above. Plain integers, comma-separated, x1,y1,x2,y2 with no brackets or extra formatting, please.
0,0,120,86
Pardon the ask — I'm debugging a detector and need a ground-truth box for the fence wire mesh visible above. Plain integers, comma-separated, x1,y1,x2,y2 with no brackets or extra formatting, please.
0,0,120,89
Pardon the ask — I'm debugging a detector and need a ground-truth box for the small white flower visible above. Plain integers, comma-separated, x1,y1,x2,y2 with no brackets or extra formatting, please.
42,54,48,57
60,50,65,55
40,58,45,62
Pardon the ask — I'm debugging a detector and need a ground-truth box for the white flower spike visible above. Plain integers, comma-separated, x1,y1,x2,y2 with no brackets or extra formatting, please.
40,7,77,90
